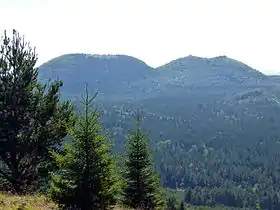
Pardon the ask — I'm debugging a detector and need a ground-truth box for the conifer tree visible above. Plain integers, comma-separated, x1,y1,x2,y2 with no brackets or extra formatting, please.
0,29,73,194
49,86,122,210
166,196,177,210
123,110,165,209
184,189,192,203
179,200,185,210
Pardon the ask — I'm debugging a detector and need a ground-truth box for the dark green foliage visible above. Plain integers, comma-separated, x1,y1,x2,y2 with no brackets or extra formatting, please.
179,201,185,210
10,38,280,209
49,86,122,210
39,53,280,209
166,196,177,210
181,186,280,209
165,195,185,210
123,111,165,209
0,30,73,194
184,189,192,204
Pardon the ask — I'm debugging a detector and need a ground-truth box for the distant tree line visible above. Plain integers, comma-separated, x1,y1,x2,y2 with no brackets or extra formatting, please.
2,29,280,210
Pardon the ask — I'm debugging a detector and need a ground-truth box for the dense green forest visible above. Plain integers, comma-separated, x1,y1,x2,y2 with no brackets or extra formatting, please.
39,53,280,208
2,29,280,209
0,30,167,210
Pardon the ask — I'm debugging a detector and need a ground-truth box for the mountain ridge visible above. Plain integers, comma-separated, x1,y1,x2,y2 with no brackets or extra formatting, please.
40,53,268,76
37,52,280,198
38,53,280,102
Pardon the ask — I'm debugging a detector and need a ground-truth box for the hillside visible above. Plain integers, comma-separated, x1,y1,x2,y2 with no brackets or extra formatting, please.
157,55,265,86
39,53,280,209
38,53,280,149
39,53,159,100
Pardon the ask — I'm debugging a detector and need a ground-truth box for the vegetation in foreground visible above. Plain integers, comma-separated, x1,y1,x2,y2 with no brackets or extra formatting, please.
49,87,122,209
0,29,73,194
123,111,165,209
0,30,166,209
0,29,277,209
0,193,57,210
0,193,247,210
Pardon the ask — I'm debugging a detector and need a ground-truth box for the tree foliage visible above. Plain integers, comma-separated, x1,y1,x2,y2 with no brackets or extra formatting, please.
123,110,165,209
3,29,280,209
49,86,122,210
0,30,73,194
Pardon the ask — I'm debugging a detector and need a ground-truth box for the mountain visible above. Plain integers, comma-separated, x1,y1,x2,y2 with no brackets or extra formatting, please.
39,53,158,100
39,53,278,99
38,53,280,146
38,54,280,204
157,55,266,86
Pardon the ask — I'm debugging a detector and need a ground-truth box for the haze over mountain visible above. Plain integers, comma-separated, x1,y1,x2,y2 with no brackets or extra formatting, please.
3,0,280,208
30,53,280,208
38,53,280,149
2,1,280,75
39,53,280,100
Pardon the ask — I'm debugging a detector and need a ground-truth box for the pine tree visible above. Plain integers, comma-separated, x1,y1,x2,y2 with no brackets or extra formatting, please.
166,196,177,210
123,110,165,209
49,85,122,210
179,200,185,210
184,188,192,203
0,29,73,194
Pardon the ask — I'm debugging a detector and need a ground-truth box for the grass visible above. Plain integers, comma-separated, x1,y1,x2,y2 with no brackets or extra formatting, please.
0,193,131,210
0,193,247,210
0,193,58,210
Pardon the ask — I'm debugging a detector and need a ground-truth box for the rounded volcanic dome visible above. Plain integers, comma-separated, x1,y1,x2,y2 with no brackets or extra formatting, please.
40,53,151,69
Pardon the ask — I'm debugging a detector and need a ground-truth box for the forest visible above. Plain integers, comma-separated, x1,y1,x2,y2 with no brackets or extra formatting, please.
1,30,280,210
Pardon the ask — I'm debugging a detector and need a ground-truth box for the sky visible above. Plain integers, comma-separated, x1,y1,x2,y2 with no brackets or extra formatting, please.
0,0,280,74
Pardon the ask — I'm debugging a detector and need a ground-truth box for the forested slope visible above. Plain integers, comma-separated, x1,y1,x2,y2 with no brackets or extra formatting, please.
39,53,280,209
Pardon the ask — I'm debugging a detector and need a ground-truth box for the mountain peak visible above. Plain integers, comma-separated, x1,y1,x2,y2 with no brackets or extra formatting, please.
156,54,265,84
40,53,150,68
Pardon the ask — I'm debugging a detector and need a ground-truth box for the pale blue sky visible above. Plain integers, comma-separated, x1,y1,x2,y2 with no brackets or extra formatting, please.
0,0,280,74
